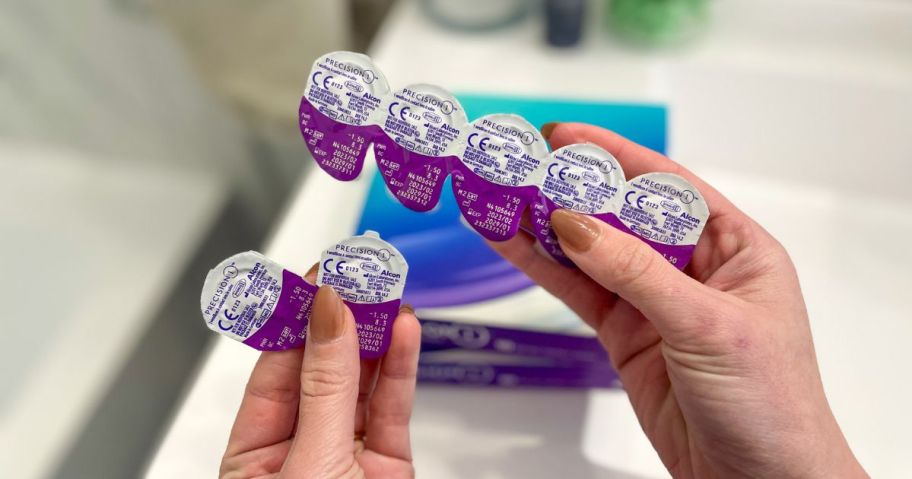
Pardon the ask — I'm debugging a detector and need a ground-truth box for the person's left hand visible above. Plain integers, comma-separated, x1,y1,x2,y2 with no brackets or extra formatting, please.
220,265,421,479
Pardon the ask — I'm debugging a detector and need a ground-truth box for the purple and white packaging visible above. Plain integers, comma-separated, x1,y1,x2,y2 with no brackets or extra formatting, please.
372,84,467,211
200,251,316,351
528,145,709,269
200,232,408,358
450,114,548,241
609,173,709,270
317,231,409,359
530,143,626,266
299,51,390,181
297,51,711,269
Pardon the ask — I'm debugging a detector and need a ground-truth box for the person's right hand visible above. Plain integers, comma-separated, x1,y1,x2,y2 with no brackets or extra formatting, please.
489,122,868,479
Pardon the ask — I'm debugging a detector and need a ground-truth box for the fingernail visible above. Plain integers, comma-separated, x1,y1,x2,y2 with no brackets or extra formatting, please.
550,209,600,253
311,285,345,342
305,262,319,278
399,303,415,315
540,122,558,141
304,262,319,283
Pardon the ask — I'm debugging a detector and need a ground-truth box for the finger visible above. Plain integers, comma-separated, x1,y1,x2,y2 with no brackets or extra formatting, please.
493,212,674,372
225,348,305,457
365,306,421,461
308,261,381,435
284,286,360,474
484,230,614,328
223,261,320,457
303,262,318,284
354,359,380,435
545,122,740,220
551,209,724,338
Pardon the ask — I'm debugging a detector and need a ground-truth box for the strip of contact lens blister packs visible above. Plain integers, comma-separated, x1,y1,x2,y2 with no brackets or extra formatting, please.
371,84,467,211
317,231,409,359
298,51,710,269
299,51,389,180
200,232,408,358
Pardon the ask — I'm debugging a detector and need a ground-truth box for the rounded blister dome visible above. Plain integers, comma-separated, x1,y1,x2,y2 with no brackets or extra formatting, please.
317,231,408,304
540,143,626,214
199,251,284,341
304,51,390,126
618,172,709,246
375,83,468,157
458,113,549,187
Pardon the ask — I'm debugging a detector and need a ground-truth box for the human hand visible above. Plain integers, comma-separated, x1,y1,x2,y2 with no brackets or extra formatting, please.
489,123,867,479
220,265,421,479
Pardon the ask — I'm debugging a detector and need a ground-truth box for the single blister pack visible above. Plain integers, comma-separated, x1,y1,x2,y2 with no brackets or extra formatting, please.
606,173,709,270
200,232,409,358
200,252,317,351
317,231,409,358
530,143,626,266
299,51,390,180
372,84,467,211
450,114,549,241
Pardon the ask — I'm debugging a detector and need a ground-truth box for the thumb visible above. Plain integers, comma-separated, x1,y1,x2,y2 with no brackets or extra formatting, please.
550,209,717,337
285,285,360,474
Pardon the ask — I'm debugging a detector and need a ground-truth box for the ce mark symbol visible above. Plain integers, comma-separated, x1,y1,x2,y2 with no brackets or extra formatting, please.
547,163,569,181
311,71,335,90
388,101,411,121
625,191,649,210
467,133,490,152
218,310,239,331
322,258,348,275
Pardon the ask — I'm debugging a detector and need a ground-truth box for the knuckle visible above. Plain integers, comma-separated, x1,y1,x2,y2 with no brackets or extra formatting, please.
694,305,731,338
218,455,252,479
370,401,413,425
300,364,350,400
612,238,659,286
678,299,747,352
244,381,298,404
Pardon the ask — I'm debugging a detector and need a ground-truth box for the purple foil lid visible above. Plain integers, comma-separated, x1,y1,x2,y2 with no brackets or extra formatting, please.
530,198,697,270
596,212,696,271
300,97,381,181
451,160,541,242
237,270,401,358
243,269,317,351
374,134,452,212
317,231,409,359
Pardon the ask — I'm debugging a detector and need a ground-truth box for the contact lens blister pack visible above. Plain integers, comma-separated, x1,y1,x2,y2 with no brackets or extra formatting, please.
199,231,408,359
373,83,466,212
316,231,408,357
530,143,626,267
299,52,390,181
299,51,710,269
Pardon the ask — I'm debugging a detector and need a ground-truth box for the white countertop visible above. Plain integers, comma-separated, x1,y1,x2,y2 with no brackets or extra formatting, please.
147,1,912,477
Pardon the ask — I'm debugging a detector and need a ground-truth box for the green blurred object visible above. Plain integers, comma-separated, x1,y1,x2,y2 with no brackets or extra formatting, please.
608,0,709,45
